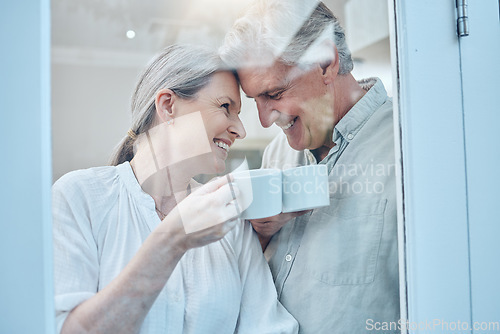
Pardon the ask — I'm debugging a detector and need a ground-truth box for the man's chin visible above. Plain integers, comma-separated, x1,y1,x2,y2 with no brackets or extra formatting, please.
285,135,307,152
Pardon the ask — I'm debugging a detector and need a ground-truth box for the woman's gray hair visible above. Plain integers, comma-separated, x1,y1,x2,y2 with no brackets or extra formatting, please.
220,0,353,75
110,44,224,166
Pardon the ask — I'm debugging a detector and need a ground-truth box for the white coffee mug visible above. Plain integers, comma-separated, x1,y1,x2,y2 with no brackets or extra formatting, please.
232,169,282,220
282,165,330,213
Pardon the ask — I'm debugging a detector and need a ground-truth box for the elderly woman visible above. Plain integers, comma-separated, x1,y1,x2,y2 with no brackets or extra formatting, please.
52,44,298,334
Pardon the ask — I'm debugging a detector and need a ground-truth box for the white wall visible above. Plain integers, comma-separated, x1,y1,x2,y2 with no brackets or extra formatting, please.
351,37,393,96
52,63,141,181
346,0,393,95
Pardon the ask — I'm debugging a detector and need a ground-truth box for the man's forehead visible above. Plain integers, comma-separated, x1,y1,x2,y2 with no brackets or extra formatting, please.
238,62,312,97
239,63,280,79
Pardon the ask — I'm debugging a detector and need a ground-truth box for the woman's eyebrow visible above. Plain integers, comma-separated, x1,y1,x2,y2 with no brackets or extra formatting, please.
216,96,236,104
218,96,242,113
225,96,238,106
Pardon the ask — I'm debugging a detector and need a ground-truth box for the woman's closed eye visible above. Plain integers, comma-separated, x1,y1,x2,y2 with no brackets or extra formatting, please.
221,103,230,111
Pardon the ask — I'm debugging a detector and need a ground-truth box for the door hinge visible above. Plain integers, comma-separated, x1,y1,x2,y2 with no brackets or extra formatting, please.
456,0,469,37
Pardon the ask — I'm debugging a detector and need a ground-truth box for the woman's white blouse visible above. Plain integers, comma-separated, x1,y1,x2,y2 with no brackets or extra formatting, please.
52,162,298,334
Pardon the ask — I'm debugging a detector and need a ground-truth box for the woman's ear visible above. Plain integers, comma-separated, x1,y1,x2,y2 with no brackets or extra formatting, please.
319,41,340,85
155,88,176,123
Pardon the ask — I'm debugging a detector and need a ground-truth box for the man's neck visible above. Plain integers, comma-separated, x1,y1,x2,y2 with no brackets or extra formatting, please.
332,73,367,123
311,74,367,162
311,145,333,162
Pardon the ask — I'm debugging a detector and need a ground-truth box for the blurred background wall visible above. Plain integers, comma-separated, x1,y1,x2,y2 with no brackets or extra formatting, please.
51,0,392,182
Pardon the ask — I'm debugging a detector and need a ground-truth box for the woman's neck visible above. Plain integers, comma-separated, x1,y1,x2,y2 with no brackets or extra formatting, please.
130,154,192,217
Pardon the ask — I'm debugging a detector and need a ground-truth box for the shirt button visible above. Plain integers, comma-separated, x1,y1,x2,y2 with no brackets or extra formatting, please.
347,133,354,140
306,152,315,163
285,254,293,262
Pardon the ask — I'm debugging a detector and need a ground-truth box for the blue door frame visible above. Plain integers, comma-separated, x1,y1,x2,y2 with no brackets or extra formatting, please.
0,1,54,333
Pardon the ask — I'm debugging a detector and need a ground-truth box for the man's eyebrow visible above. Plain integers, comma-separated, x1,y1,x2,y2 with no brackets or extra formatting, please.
245,86,286,99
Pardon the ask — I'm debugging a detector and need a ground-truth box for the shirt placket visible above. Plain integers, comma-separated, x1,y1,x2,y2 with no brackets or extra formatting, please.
274,212,311,298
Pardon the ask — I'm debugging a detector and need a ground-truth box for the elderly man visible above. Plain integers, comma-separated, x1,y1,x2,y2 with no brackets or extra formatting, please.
220,1,399,333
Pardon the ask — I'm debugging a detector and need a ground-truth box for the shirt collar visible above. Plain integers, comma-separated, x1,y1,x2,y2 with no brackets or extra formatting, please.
304,78,388,164
334,77,388,143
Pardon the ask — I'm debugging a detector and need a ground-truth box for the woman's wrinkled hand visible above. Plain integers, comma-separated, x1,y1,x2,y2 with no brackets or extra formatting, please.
157,176,242,252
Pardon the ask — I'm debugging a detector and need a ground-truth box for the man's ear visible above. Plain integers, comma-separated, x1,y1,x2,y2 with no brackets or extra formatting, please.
319,41,340,85
155,88,176,123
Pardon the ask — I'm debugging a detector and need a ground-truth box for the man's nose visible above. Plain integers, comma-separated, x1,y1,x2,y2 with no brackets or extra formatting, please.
256,99,279,128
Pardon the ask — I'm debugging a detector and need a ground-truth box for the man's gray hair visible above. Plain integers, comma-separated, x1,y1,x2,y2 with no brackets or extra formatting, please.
220,0,353,74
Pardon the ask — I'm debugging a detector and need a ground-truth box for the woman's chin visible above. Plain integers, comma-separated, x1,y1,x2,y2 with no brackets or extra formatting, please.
197,155,226,176
213,159,227,174
208,150,227,174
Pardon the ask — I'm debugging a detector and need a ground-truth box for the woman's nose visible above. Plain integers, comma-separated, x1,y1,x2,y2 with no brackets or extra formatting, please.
229,115,246,140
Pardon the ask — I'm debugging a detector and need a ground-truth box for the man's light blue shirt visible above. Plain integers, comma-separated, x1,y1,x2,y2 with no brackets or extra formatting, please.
261,78,400,334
